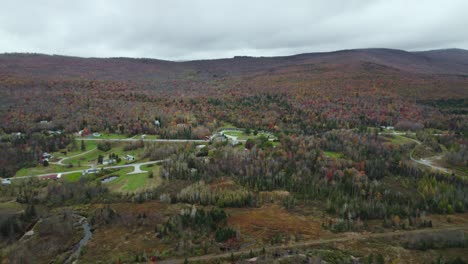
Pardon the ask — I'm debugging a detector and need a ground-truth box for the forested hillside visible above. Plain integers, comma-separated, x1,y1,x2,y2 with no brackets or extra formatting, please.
1,48,468,263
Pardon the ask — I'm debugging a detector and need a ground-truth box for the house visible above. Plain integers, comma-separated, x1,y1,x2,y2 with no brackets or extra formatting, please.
39,120,49,124
78,128,90,137
210,133,226,143
196,145,206,150
42,152,53,161
48,130,62,135
102,159,116,165
124,155,135,161
221,133,240,146
41,173,61,180
154,120,160,127
12,132,24,138
1,178,11,185
82,169,99,175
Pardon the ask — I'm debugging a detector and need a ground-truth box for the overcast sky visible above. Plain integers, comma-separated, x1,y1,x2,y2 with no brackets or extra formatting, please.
1,0,467,60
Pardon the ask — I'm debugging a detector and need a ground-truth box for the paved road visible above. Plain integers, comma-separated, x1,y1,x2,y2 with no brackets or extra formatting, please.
158,225,468,264
102,160,168,174
78,138,210,143
10,160,166,180
78,136,247,143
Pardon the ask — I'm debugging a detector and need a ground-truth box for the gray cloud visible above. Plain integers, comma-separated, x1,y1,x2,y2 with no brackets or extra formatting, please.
0,0,467,60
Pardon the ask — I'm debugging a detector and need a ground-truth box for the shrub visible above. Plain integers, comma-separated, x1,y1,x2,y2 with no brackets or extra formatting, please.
215,227,236,242
97,141,112,152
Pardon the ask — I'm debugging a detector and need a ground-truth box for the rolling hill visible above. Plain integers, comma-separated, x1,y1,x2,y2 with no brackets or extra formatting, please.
1,48,467,99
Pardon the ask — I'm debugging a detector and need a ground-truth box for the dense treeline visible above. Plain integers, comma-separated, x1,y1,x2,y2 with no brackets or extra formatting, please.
160,130,468,223
1,73,452,137
0,133,73,177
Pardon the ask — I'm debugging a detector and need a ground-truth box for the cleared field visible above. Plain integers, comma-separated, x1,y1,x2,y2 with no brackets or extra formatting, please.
105,166,161,193
80,201,173,263
227,204,329,246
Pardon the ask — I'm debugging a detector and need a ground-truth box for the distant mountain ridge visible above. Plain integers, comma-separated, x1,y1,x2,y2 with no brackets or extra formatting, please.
1,48,468,78
1,48,467,99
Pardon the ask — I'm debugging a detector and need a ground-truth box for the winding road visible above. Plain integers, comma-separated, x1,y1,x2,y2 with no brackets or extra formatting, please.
379,132,452,173
49,147,97,166
407,137,452,173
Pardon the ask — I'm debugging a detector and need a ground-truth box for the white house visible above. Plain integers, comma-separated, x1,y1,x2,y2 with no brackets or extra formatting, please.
42,152,53,160
124,155,135,161
82,169,99,175
1,178,11,185
102,159,116,165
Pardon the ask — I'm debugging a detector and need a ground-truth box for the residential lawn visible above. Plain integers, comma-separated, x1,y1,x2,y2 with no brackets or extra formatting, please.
105,166,161,193
133,134,160,139
222,130,276,141
65,142,145,165
53,140,97,159
381,135,415,145
62,172,83,182
65,149,102,165
88,133,130,139
324,151,344,159
105,143,145,161
14,164,86,177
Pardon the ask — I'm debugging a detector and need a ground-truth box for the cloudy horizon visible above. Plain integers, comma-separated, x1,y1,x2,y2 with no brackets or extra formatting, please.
1,0,467,60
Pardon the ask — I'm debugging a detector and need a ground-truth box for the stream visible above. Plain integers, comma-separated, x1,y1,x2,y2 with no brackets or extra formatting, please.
65,215,93,263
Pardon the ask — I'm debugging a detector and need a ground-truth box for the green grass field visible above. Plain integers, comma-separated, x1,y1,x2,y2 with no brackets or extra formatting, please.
105,166,161,193
53,140,97,159
62,172,83,182
14,164,86,177
222,130,276,141
382,135,415,145
93,133,129,139
65,142,145,165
